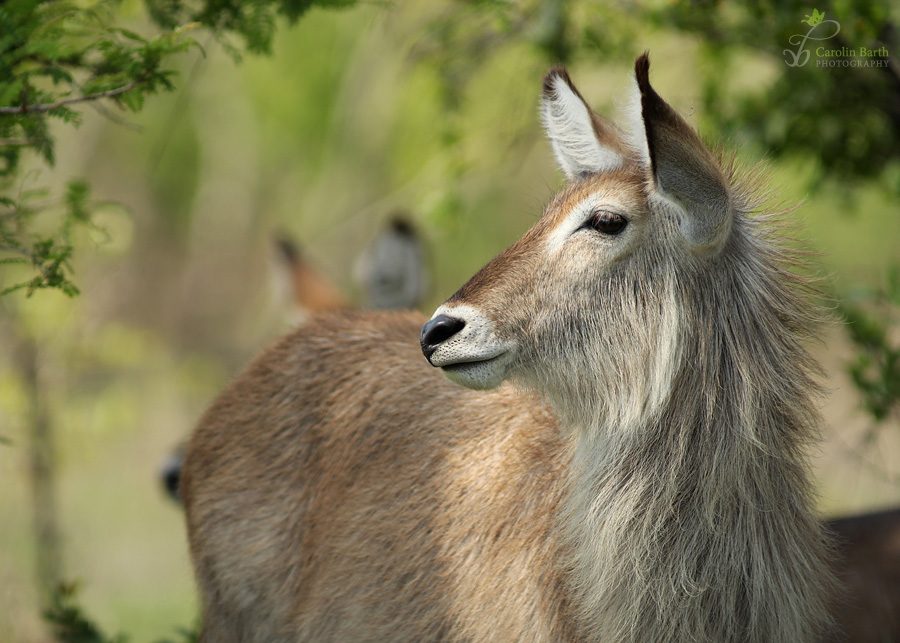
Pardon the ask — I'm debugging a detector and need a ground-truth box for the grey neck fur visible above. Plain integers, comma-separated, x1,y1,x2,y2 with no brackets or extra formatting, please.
552,195,834,642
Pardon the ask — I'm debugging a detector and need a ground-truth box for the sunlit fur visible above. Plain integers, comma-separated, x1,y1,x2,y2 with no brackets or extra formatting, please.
182,58,835,642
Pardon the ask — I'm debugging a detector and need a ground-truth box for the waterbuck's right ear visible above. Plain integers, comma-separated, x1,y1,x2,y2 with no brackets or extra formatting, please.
541,68,627,180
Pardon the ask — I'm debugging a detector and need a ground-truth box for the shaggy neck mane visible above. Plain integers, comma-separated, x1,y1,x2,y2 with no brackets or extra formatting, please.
558,192,834,642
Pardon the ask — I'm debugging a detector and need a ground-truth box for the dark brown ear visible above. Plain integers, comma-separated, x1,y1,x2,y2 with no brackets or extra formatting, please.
635,53,732,252
541,67,628,180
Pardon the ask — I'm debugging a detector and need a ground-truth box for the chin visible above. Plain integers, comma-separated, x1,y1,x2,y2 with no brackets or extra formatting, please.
441,357,511,391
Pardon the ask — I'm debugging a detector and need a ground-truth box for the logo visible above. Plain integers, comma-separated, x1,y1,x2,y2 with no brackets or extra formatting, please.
802,9,825,27
784,10,890,68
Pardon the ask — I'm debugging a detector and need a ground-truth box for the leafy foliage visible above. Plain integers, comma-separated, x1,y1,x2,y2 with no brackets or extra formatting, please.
1,0,359,296
43,582,199,643
145,0,358,56
0,0,199,296
656,1,900,192
0,1,200,174
43,583,127,643
842,266,900,424
415,1,899,193
0,179,96,297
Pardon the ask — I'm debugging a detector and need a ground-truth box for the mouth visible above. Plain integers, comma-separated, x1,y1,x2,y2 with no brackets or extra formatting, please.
441,353,505,372
427,348,508,370
433,350,512,391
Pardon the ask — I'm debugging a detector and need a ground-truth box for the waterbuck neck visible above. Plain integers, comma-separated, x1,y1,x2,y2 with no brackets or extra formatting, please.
555,224,831,643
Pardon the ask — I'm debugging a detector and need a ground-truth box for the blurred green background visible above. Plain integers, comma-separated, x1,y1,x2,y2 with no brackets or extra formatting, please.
2,1,899,640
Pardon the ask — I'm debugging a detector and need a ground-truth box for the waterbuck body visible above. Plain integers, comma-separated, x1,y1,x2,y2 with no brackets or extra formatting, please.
182,55,835,642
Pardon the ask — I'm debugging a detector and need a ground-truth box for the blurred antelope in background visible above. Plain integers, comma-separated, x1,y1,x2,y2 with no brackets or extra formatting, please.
273,236,350,316
356,216,428,311
182,54,898,641
825,507,900,641
161,221,426,502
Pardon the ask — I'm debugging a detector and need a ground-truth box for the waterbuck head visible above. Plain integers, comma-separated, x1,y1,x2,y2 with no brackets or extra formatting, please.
421,54,772,429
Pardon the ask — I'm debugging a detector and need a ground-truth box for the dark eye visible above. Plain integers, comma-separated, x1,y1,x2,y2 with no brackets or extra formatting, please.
583,210,628,236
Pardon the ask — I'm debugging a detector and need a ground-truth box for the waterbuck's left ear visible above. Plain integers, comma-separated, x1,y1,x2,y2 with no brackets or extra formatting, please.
541,67,628,180
634,53,732,252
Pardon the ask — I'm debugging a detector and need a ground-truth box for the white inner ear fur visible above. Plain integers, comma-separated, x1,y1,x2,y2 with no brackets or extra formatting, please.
542,75,624,179
619,76,651,167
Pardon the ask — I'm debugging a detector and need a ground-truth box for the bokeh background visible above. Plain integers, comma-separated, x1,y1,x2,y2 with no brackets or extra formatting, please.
2,1,899,640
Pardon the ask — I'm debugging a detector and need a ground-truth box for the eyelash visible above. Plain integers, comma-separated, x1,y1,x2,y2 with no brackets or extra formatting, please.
581,210,628,236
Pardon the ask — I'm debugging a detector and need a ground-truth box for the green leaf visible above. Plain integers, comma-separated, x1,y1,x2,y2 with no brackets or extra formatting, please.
64,179,91,223
0,78,26,107
43,582,130,643
116,89,144,113
112,27,148,44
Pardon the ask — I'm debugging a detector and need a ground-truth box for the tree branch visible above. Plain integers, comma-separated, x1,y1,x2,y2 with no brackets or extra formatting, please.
0,82,141,114
0,244,35,259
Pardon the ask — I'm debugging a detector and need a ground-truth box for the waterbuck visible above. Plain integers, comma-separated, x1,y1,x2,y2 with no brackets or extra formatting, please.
181,54,836,642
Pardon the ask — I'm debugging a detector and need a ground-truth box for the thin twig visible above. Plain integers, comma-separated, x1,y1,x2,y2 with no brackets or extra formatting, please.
0,82,141,114
0,244,35,259
0,138,41,146
835,424,900,487
84,98,143,131
70,77,143,132
149,32,214,175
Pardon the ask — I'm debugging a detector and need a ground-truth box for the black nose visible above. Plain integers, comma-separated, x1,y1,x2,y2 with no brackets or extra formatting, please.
421,314,466,360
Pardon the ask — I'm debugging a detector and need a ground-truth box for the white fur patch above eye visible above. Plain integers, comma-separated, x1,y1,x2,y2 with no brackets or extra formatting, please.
542,75,624,179
545,192,624,254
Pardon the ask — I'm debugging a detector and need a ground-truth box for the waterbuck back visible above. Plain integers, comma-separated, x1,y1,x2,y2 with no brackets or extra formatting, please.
182,55,835,642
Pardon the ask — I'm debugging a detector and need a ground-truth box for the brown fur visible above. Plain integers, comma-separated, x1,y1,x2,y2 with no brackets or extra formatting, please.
183,311,576,641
